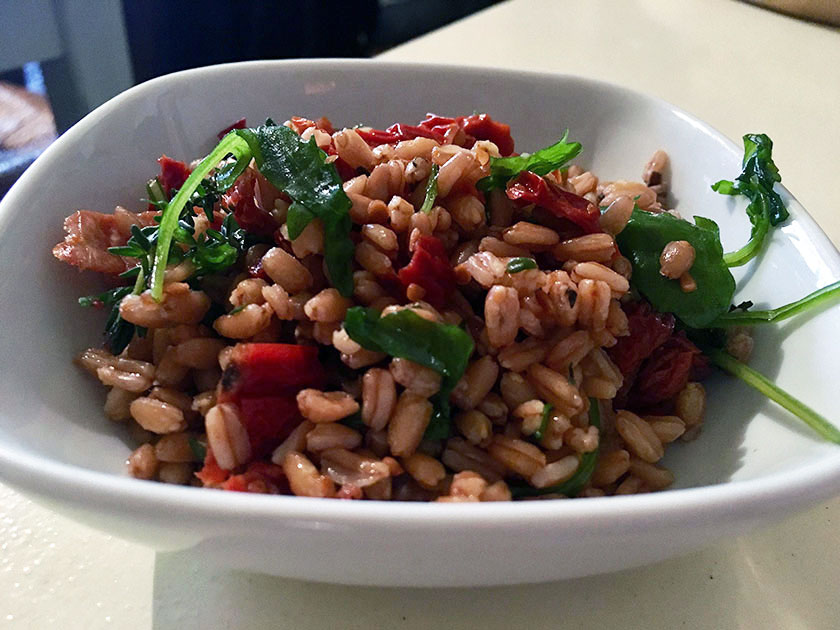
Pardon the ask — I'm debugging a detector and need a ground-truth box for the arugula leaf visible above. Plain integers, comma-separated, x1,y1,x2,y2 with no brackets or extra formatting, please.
712,134,788,267
236,125,354,297
533,402,553,442
616,210,735,328
188,437,207,462
151,132,252,300
420,164,440,213
506,257,537,273
339,411,367,432
706,348,840,444
286,202,316,240
185,214,248,277
343,307,474,439
79,285,139,354
511,399,601,498
710,281,840,327
477,131,582,192
78,286,133,309
145,178,167,205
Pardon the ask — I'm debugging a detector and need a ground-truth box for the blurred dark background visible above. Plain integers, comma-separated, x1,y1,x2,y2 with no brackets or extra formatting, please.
0,0,501,197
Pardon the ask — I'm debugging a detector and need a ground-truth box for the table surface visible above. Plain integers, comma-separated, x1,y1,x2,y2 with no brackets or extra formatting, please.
3,1,839,627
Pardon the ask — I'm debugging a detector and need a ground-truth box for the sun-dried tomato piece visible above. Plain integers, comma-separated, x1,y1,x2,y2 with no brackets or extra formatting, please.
506,171,601,233
608,301,676,377
456,113,515,156
157,155,191,196
397,235,455,309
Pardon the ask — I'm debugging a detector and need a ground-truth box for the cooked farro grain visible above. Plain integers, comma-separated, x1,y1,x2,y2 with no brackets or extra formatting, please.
205,403,251,470
455,409,493,446
158,462,193,485
130,397,186,434
615,410,664,463
659,240,695,279
283,451,336,498
402,452,446,489
387,392,433,457
389,358,442,397
127,443,158,480
320,448,390,488
591,449,631,487
306,423,362,452
297,389,360,423
451,356,499,410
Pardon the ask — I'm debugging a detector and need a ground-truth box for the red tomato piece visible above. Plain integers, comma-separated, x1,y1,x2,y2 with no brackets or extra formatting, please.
157,155,191,196
631,335,704,407
217,117,247,140
222,169,277,236
397,235,455,309
356,127,401,146
237,395,302,458
219,343,326,401
418,113,456,130
456,113,515,156
222,462,289,494
608,301,675,377
288,116,316,134
386,122,446,144
506,171,601,234
196,451,229,486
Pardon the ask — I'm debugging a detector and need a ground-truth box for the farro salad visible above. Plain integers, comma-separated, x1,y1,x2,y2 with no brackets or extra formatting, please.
53,113,840,500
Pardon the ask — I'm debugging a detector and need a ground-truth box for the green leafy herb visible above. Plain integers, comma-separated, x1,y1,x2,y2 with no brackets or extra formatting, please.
188,437,207,462
506,257,538,274
78,286,132,309
512,399,601,498
706,348,840,444
712,134,788,267
339,411,367,432
184,213,248,277
150,132,252,300
236,125,354,296
286,202,315,240
710,281,840,327
343,307,474,439
145,177,167,206
533,403,553,442
79,285,140,354
420,164,440,213
477,131,582,192
616,210,735,328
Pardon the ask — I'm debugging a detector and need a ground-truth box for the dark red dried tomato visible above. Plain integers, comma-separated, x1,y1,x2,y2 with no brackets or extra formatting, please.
397,235,456,309
222,169,276,236
157,155,191,197
356,127,401,146
506,171,601,234
608,301,675,377
237,395,302,458
388,122,446,143
456,113,515,156
630,335,704,407
217,117,247,140
222,461,289,494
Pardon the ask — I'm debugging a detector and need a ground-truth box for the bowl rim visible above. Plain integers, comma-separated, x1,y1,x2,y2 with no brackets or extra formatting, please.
2,57,839,530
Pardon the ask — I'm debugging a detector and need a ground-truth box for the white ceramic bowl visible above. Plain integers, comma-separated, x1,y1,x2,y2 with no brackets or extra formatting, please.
1,60,839,587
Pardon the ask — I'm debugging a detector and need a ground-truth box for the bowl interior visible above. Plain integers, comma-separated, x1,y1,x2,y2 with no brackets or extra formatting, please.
1,60,838,488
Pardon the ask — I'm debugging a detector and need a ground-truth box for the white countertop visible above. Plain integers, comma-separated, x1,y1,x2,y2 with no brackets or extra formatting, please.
2,1,839,627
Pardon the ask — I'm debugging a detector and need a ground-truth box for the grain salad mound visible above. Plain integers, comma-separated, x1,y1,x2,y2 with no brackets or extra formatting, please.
54,114,840,500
